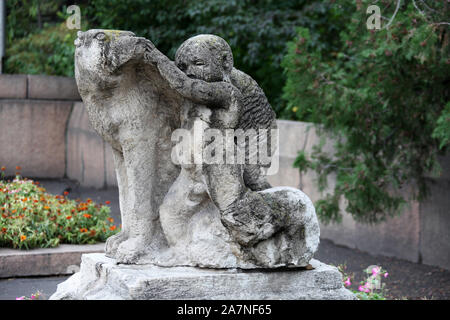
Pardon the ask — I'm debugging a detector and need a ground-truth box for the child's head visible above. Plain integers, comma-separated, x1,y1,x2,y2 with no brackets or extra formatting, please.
175,34,233,82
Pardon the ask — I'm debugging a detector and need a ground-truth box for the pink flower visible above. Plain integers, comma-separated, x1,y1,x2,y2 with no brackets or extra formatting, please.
344,278,351,287
371,266,380,276
16,296,25,300
359,282,372,293
384,272,389,278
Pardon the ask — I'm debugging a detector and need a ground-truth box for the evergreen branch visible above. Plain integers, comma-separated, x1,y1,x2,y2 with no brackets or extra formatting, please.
419,0,438,13
412,0,425,16
384,0,402,30
432,22,450,26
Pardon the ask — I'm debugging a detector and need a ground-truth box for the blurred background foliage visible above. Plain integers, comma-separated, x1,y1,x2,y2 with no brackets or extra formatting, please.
5,0,343,114
284,0,449,223
4,0,449,224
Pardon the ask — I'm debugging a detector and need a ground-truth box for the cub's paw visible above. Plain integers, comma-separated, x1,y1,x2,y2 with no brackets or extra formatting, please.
105,231,128,258
114,236,148,264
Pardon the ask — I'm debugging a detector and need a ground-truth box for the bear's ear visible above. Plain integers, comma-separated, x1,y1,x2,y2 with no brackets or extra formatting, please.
222,51,233,73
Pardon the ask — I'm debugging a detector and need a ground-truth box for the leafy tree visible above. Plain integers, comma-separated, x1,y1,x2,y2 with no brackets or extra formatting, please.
5,0,448,226
4,0,84,77
5,0,343,114
84,0,344,113
5,23,78,77
282,0,449,223
5,0,68,42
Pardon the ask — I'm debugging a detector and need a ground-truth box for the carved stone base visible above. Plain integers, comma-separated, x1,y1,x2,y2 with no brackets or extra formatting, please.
50,253,356,300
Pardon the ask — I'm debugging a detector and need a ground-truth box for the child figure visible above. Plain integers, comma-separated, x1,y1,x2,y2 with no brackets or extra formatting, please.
146,35,317,267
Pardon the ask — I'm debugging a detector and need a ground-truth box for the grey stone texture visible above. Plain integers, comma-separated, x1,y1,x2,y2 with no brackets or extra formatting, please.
0,74,27,99
50,253,355,300
0,74,80,101
73,30,320,269
0,99,72,178
419,177,450,267
27,75,81,100
66,101,108,188
74,29,182,265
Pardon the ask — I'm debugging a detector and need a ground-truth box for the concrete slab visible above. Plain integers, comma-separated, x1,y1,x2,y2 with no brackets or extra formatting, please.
420,178,450,268
0,74,27,99
0,243,104,278
66,102,106,188
0,99,73,178
27,75,81,101
267,156,300,189
276,119,311,158
50,253,356,300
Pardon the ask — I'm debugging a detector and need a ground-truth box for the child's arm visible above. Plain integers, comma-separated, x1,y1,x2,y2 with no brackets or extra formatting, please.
144,45,236,108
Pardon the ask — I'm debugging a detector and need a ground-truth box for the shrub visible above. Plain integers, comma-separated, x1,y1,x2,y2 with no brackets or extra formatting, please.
4,23,78,77
0,167,119,249
5,0,346,115
282,0,450,223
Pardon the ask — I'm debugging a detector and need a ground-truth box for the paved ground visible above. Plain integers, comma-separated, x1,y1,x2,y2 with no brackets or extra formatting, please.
0,275,70,300
0,179,449,300
315,239,450,300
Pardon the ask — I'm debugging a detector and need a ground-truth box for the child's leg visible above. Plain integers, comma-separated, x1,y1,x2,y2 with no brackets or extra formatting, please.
160,167,207,246
243,164,272,191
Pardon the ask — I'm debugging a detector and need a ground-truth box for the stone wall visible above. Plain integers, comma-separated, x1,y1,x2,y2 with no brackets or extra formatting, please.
267,120,450,271
66,102,117,188
0,74,448,270
0,75,79,179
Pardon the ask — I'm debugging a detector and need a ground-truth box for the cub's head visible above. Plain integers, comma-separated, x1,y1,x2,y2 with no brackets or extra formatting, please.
74,29,144,95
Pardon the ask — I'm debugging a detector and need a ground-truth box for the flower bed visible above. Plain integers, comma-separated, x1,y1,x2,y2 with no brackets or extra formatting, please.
0,166,119,249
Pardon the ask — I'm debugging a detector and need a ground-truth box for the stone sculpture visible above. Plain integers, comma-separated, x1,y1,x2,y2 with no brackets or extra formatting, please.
73,29,319,268
74,29,182,264
150,35,319,268
51,29,355,300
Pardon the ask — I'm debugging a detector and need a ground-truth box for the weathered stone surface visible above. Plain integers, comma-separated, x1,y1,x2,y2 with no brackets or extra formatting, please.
27,75,81,100
50,253,355,300
104,143,118,187
0,74,27,99
153,34,319,268
73,29,320,269
158,182,319,269
0,99,72,178
75,29,182,264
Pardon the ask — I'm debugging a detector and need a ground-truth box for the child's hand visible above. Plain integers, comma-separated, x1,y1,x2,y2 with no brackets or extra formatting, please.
131,37,155,61
142,41,164,66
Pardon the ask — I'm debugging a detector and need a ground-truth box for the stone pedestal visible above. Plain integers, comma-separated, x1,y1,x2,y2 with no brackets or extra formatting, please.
50,253,355,300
